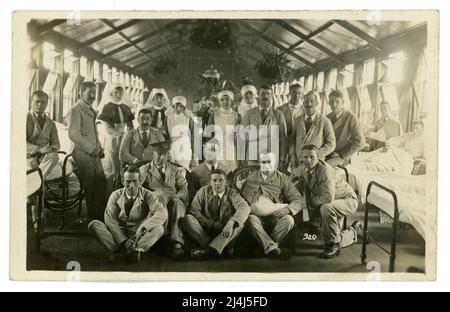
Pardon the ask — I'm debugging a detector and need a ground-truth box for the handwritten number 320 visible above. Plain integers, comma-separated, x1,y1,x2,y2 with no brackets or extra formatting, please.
303,233,317,241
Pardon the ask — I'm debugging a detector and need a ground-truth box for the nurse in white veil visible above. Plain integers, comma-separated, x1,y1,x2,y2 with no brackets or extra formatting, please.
237,85,258,116
97,82,134,195
136,88,170,139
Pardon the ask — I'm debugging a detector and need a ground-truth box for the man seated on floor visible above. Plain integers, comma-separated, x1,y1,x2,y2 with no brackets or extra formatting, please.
242,152,304,260
190,138,227,194
183,169,251,260
291,145,360,259
119,108,166,168
88,165,167,263
27,90,60,180
140,140,188,259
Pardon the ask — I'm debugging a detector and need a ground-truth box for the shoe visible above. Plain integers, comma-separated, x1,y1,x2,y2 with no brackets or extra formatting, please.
319,244,340,259
126,250,142,263
224,247,234,259
170,246,185,260
190,248,208,261
351,220,364,238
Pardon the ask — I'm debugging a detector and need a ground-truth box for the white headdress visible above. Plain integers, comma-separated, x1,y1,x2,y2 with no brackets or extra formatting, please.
240,85,258,98
145,88,170,108
172,95,187,108
217,90,235,101
96,81,132,113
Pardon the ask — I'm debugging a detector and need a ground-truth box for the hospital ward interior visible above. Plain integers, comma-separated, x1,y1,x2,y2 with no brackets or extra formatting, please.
25,18,430,273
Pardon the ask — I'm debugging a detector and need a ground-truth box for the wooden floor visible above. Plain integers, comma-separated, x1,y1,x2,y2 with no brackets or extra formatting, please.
27,207,425,274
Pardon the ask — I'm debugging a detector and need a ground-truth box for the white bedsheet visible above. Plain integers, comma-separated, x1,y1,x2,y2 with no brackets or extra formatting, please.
346,169,426,240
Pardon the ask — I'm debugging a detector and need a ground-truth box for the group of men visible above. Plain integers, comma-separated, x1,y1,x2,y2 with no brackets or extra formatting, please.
29,80,406,263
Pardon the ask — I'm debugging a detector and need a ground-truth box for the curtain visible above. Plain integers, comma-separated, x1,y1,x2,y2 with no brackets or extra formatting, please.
397,48,426,132
320,70,331,115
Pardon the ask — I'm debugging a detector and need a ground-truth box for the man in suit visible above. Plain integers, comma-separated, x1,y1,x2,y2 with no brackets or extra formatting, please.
88,165,167,263
243,152,304,260
183,169,251,260
241,86,288,168
190,138,227,195
140,141,188,258
26,90,60,180
119,108,165,167
292,145,359,258
289,91,336,168
326,90,364,167
367,101,403,151
277,83,304,140
67,82,107,221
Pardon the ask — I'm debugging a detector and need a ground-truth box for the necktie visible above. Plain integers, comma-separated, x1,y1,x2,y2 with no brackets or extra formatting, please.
211,194,221,217
305,117,312,133
211,164,216,172
261,109,268,122
37,114,45,130
142,131,149,147
158,166,166,181
125,197,135,217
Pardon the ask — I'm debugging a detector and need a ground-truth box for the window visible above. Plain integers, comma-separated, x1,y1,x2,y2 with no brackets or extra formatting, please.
317,72,325,91
102,64,110,82
380,85,400,113
63,74,78,118
384,51,407,84
42,72,59,116
63,49,76,73
93,61,100,82
111,67,118,83
343,64,354,88
329,69,338,90
364,59,375,85
42,42,58,71
80,56,88,77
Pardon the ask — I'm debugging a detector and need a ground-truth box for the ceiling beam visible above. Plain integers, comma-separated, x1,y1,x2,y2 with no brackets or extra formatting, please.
123,41,184,64
100,19,153,64
296,22,427,77
78,19,143,49
285,21,334,52
332,20,383,52
131,42,191,71
238,21,315,68
35,19,67,36
102,20,186,58
275,20,342,64
37,29,141,77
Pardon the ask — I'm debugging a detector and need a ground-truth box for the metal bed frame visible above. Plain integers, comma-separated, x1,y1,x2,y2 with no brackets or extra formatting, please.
361,181,400,273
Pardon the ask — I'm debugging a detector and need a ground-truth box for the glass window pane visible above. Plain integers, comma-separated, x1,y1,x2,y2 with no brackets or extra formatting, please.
329,69,338,89
364,59,375,85
80,56,88,77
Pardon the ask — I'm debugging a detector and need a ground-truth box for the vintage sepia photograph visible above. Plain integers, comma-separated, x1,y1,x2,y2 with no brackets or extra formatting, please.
10,10,439,281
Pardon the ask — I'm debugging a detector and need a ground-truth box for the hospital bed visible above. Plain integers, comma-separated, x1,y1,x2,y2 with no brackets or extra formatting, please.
338,163,426,272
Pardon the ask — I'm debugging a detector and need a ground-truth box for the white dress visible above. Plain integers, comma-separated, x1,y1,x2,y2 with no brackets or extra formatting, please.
167,112,192,170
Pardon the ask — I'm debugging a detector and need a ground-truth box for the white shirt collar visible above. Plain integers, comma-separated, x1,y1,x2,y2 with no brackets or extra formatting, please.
305,113,317,121
125,190,137,201
335,109,345,119
140,128,150,135
205,161,219,171
259,106,271,112
213,191,225,199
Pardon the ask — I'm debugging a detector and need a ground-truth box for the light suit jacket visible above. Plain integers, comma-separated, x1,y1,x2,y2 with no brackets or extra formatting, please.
277,103,304,137
190,186,251,229
104,186,168,245
327,110,364,159
290,113,336,160
119,128,165,164
67,100,102,155
241,107,288,162
26,112,60,156
241,170,305,215
292,161,357,208
140,162,188,204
